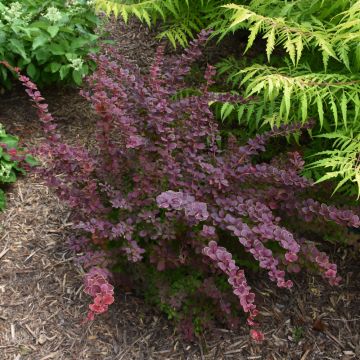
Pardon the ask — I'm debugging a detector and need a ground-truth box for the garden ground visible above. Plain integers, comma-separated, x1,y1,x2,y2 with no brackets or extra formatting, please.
0,19,359,360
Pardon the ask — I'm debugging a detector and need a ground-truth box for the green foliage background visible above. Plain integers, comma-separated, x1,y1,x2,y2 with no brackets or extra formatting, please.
0,0,100,87
0,125,37,211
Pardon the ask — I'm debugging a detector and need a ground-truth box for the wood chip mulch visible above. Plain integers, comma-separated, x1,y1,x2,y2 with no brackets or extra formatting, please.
0,18,359,360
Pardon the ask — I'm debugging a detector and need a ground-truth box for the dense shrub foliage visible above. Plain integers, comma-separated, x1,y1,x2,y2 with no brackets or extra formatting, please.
0,123,36,210
95,0,360,196
4,32,359,339
0,0,99,87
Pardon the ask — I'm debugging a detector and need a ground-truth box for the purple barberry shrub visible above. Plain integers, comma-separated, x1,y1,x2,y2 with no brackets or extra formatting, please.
3,31,359,339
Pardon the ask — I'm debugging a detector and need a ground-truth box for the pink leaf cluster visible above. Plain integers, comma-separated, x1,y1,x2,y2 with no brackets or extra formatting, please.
84,268,114,321
203,241,259,327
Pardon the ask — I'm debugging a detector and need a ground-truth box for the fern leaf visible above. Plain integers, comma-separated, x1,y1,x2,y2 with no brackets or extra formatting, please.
314,94,324,128
245,20,262,53
340,92,348,129
265,27,276,61
284,35,296,65
294,35,303,66
329,95,338,128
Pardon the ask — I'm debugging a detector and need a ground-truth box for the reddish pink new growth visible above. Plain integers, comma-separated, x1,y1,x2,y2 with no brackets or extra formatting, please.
250,329,265,342
203,240,261,336
84,268,114,321
300,241,342,285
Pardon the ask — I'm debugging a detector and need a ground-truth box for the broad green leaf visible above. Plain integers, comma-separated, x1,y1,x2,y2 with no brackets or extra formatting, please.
32,34,49,50
65,53,77,61
34,48,51,64
0,169,16,184
0,134,18,149
27,63,37,78
49,43,66,55
9,39,28,60
72,69,83,85
47,25,60,38
59,65,70,80
50,62,61,73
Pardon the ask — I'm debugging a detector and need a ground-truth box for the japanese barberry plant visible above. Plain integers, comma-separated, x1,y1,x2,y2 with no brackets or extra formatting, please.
0,0,99,87
4,31,359,339
96,0,360,196
0,123,37,210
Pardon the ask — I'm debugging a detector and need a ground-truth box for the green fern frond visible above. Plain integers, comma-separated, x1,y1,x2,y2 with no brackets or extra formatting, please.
306,131,360,197
94,0,163,25
94,0,214,46
216,1,360,71
217,59,360,129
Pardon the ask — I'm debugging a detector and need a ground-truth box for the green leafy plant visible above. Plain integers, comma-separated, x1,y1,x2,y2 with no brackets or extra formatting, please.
0,124,37,210
305,130,360,198
215,1,360,128
93,0,219,47
0,0,100,87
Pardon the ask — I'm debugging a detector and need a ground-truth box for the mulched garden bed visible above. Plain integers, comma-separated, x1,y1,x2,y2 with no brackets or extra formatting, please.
0,18,359,360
